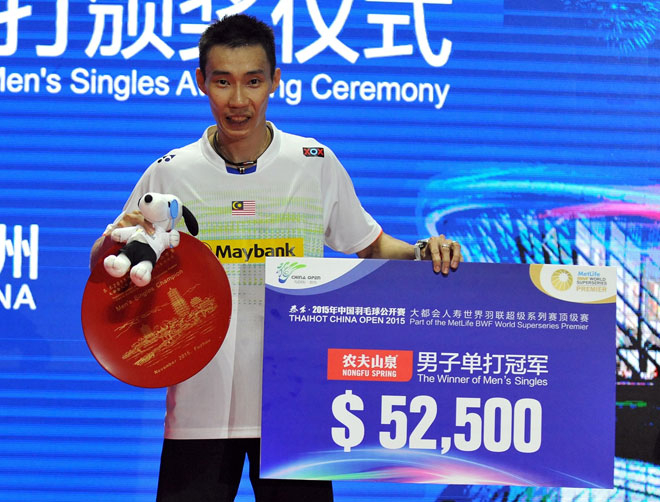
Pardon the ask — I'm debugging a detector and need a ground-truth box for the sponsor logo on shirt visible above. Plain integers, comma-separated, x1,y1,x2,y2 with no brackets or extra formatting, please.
203,238,304,264
156,154,176,163
302,147,324,157
232,200,256,216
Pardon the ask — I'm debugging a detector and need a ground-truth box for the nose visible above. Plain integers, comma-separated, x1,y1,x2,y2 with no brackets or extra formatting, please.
229,85,248,107
144,194,153,204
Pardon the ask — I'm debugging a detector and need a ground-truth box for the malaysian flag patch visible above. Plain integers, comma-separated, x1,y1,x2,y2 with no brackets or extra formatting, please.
232,200,256,216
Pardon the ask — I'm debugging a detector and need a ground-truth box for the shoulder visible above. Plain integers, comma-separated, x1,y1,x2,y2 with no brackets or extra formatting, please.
134,137,204,193
146,136,203,171
276,129,339,164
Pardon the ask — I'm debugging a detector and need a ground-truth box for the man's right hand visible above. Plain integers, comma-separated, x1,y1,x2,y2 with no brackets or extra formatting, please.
90,210,155,270
103,210,155,236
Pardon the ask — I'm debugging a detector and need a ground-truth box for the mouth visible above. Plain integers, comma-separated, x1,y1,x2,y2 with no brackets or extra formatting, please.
226,115,250,126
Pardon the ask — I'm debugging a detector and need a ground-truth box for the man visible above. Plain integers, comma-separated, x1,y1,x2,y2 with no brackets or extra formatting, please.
90,13,462,502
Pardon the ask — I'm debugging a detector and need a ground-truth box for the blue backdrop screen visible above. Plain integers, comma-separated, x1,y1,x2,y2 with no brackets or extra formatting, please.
1,1,659,501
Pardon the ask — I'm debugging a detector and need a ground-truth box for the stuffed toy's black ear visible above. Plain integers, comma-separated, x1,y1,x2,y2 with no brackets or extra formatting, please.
182,206,199,236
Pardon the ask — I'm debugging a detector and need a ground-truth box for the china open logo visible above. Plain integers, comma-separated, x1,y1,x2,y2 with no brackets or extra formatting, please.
276,261,306,284
551,269,573,291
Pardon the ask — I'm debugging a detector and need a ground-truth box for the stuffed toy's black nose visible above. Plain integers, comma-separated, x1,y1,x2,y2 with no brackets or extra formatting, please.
144,194,153,204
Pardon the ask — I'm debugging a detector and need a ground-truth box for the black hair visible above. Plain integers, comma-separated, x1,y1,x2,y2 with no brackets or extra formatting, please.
198,14,277,79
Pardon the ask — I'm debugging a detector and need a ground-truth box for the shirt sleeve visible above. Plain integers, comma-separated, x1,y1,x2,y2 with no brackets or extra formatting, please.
321,148,382,255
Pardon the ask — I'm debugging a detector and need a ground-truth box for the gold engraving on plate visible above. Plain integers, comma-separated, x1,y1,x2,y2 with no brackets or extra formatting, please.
115,284,219,371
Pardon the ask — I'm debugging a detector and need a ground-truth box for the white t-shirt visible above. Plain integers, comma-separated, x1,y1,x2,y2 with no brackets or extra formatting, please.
114,123,382,439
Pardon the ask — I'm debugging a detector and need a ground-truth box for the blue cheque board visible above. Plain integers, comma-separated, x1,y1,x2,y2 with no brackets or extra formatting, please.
262,259,615,488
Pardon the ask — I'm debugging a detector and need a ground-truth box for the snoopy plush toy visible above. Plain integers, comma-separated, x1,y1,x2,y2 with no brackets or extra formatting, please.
103,193,199,287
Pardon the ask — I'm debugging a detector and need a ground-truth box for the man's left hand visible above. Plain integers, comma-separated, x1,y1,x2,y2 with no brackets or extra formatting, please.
423,235,462,275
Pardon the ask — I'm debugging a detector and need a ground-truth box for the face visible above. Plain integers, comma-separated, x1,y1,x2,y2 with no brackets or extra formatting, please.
196,44,281,145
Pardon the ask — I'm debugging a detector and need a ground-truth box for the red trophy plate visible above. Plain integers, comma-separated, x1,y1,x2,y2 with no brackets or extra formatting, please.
82,233,232,388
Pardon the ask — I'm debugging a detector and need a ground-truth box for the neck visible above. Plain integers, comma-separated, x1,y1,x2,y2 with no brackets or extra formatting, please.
213,124,272,166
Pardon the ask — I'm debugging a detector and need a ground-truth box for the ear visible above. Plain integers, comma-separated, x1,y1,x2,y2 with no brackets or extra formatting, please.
270,67,281,95
182,206,199,236
169,199,179,220
196,68,208,96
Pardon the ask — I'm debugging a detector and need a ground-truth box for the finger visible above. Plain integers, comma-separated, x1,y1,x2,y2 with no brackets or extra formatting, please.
440,240,453,275
118,211,142,227
121,211,155,235
429,245,442,274
450,242,462,269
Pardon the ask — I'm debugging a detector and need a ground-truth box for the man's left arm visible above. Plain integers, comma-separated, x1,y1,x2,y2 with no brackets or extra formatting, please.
357,232,462,275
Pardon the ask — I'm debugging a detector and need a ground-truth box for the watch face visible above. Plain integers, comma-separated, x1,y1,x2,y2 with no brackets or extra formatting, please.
414,241,424,261
414,240,429,260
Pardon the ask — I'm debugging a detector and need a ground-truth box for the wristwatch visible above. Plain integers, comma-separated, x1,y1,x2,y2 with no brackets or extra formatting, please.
414,238,429,261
